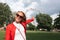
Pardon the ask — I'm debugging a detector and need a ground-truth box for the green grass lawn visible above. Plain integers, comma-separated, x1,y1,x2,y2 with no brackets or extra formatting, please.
27,31,60,40
0,31,60,40
0,31,5,40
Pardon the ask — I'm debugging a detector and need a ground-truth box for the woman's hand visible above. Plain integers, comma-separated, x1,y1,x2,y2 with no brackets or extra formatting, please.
26,17,35,24
32,17,35,20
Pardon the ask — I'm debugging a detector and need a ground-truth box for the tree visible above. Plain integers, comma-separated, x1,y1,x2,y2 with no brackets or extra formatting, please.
54,13,60,29
27,23,35,30
36,13,52,31
0,3,12,27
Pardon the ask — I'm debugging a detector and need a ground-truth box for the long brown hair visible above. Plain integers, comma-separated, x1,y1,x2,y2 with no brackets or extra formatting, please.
17,11,26,22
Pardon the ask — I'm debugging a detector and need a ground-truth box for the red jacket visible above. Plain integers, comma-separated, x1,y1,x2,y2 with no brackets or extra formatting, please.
5,18,34,40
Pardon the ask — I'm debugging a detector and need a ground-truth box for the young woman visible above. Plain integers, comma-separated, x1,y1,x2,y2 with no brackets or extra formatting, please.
5,11,34,40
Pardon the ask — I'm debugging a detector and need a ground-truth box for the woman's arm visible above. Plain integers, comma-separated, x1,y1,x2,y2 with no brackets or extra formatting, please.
26,17,34,24
5,26,10,40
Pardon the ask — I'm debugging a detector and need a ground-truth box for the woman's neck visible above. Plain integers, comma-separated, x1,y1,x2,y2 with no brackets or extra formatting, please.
14,21,22,24
15,21,20,23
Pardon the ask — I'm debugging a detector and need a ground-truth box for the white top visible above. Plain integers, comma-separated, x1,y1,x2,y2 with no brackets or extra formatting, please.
13,22,26,40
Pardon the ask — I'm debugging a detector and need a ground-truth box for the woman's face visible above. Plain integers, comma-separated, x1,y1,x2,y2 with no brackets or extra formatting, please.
15,12,24,23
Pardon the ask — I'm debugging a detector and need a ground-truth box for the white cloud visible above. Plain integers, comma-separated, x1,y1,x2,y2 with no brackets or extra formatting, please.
10,2,25,12
51,13,59,24
51,13,58,20
0,0,5,3
0,0,60,15
40,0,49,4
26,2,39,9
25,2,40,18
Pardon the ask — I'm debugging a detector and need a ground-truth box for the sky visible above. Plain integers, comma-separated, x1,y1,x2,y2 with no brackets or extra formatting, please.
0,0,60,25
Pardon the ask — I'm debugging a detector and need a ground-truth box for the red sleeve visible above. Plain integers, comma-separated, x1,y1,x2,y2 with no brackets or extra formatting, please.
26,18,34,24
5,25,10,40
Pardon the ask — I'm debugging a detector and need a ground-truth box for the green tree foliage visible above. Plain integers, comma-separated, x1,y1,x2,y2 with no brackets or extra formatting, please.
36,13,52,31
54,13,60,29
27,23,35,30
0,3,12,26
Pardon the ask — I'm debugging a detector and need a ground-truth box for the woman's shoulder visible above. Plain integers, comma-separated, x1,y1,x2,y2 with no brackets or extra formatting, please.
7,23,13,26
6,23,14,29
6,23,16,31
